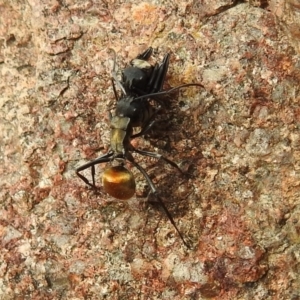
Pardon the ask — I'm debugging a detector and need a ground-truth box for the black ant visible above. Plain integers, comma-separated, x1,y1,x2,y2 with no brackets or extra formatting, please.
76,47,204,248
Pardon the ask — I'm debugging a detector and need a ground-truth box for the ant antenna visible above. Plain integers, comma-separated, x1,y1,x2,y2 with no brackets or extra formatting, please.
134,83,205,101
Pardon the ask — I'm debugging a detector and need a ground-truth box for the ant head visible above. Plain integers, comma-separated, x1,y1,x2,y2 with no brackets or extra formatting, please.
102,165,136,200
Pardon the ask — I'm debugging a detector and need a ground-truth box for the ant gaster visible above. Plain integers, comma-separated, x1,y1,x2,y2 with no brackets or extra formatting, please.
76,47,204,248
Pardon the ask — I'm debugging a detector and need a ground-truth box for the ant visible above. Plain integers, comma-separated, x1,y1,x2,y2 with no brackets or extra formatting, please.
76,47,204,248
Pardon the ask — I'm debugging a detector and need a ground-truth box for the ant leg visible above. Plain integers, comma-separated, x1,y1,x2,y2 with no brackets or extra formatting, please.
134,148,184,174
131,105,162,138
111,78,119,101
109,48,127,96
112,71,126,96
128,157,190,248
145,64,160,93
153,53,170,92
147,53,170,93
136,47,153,60
76,151,114,188
131,120,156,138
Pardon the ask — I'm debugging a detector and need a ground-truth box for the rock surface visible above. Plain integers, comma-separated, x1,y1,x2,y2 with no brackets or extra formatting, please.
1,0,300,299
